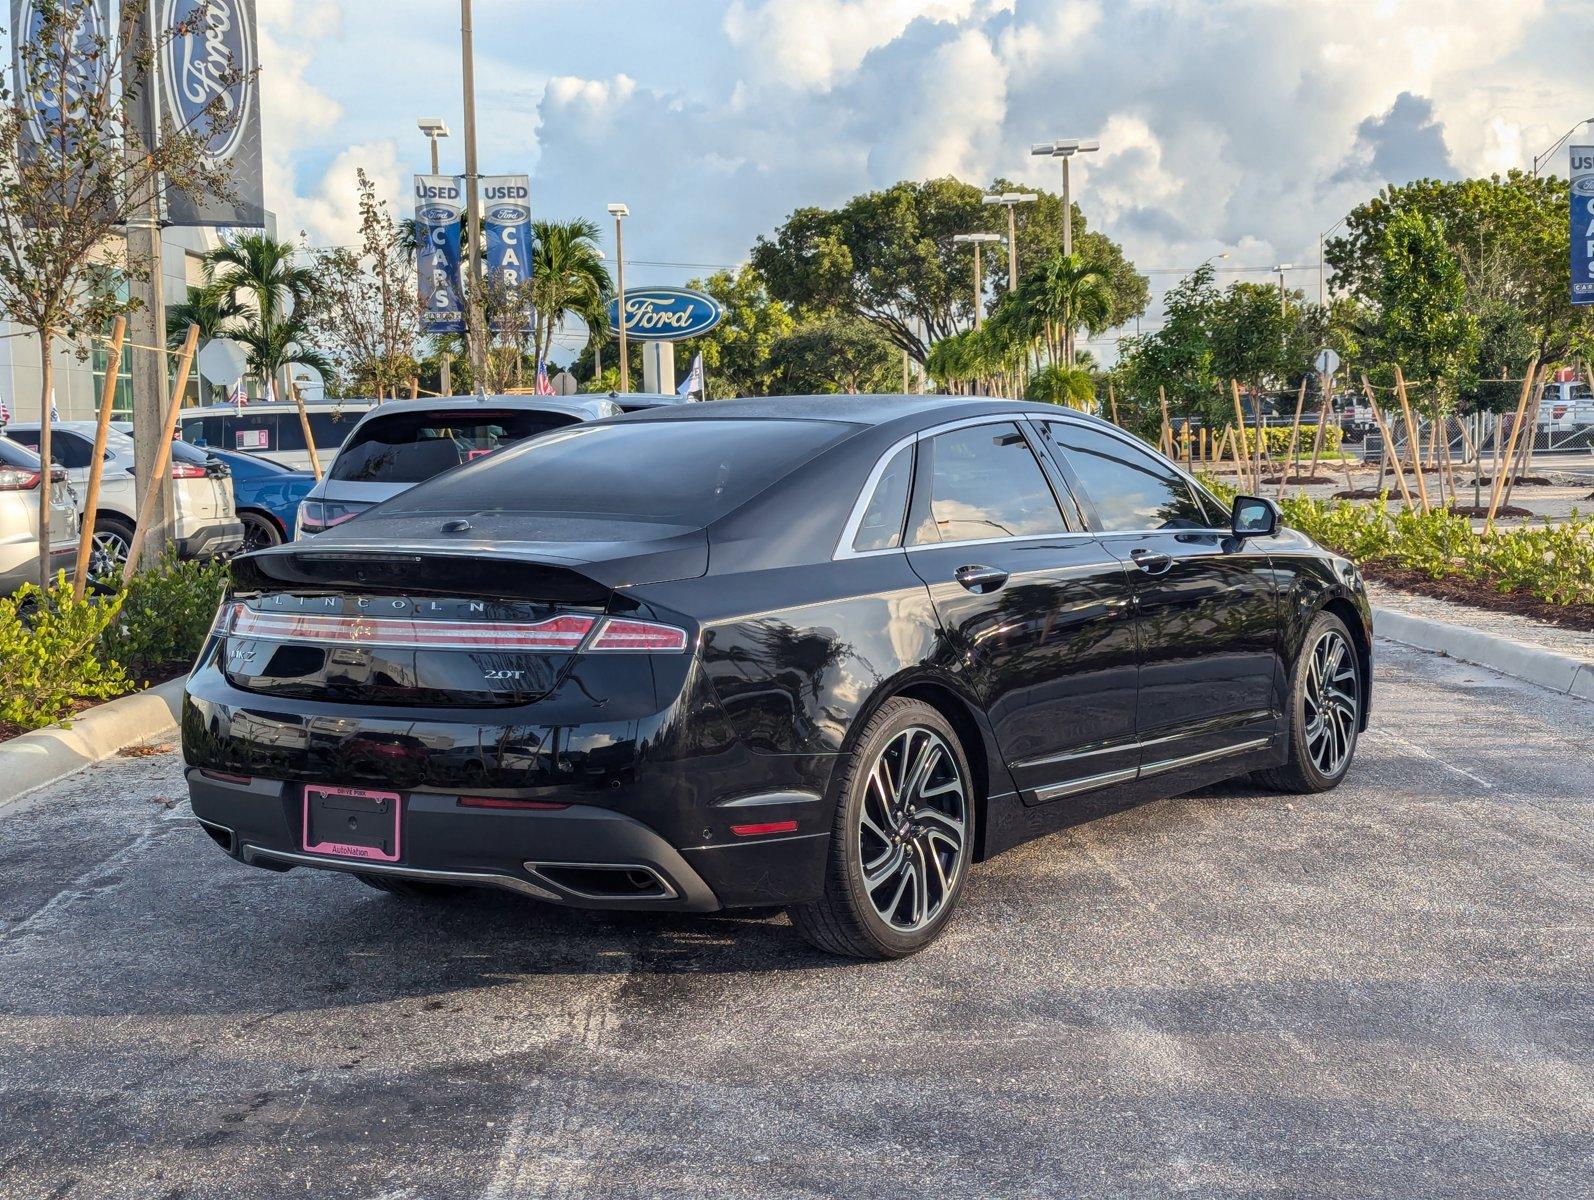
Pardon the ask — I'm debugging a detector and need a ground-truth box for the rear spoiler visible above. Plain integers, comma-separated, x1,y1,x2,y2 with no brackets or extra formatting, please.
229,547,617,606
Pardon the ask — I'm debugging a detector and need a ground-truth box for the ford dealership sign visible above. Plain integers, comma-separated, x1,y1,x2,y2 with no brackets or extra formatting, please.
608,287,724,341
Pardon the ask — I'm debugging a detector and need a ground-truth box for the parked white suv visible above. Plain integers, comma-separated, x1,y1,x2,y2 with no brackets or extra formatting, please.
0,435,79,593
7,422,242,574
295,396,621,536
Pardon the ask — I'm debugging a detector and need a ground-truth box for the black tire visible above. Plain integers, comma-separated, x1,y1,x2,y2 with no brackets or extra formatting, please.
789,698,976,960
239,510,283,553
355,873,471,900
90,516,134,582
1254,610,1362,793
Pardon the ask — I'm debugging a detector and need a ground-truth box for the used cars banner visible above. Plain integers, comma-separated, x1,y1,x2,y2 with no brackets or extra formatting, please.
415,175,466,334
1572,145,1594,307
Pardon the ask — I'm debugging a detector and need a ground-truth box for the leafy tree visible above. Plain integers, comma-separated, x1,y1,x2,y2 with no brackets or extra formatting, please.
769,314,897,394
1207,281,1294,394
1370,210,1479,414
1004,252,1112,367
1025,365,1095,410
307,169,420,397
529,217,611,369
1115,264,1220,424
204,233,324,395
0,0,240,584
686,265,795,396
752,176,1146,365
1326,173,1592,366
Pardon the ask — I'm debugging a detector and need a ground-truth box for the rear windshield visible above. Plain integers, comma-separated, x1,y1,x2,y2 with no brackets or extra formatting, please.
382,418,853,525
330,409,579,484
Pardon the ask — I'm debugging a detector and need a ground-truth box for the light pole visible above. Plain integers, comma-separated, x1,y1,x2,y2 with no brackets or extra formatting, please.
608,203,630,392
981,191,1038,290
458,0,485,393
417,116,450,174
1030,138,1099,257
1532,117,1594,178
953,233,1002,328
1271,263,1295,315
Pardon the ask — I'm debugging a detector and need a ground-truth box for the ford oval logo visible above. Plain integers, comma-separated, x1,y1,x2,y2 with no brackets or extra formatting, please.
607,287,725,342
487,203,527,223
1572,175,1594,197
161,0,255,162
417,205,455,223
13,0,110,147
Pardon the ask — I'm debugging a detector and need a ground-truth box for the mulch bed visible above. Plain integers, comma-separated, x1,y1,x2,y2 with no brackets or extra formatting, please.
0,664,188,744
1329,490,1533,517
1365,563,1594,632
1262,474,1337,485
1470,476,1554,488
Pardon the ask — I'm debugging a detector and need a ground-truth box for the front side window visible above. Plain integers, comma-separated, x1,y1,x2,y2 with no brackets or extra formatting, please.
852,445,913,552
911,422,1066,545
1040,422,1210,532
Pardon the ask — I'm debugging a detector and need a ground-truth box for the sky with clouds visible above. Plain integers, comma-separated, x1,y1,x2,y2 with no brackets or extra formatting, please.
260,0,1594,360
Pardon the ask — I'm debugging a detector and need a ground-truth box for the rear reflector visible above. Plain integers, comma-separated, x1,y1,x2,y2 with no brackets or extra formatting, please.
588,618,689,653
730,820,799,837
457,796,570,810
199,769,253,785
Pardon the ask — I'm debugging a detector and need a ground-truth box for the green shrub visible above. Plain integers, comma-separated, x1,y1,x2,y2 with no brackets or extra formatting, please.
0,573,131,730
1233,424,1343,457
99,551,229,683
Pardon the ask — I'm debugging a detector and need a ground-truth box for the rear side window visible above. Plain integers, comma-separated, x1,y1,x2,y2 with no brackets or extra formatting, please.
180,416,226,448
1040,422,1210,531
330,409,580,484
911,422,1066,545
0,437,40,469
380,418,853,525
852,445,913,552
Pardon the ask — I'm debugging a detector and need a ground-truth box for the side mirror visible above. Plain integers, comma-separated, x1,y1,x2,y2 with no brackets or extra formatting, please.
1231,494,1279,539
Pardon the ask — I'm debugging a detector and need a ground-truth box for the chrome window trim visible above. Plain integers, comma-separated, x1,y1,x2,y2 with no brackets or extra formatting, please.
832,409,1250,563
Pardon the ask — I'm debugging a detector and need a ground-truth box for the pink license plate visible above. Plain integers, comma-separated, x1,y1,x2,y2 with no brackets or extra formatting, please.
303,784,402,862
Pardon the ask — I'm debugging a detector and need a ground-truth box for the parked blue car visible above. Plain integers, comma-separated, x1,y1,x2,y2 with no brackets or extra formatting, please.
202,447,316,551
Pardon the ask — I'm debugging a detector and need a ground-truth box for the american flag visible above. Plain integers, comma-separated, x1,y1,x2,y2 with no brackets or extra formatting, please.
229,379,249,412
49,389,59,422
0,397,10,426
535,359,555,396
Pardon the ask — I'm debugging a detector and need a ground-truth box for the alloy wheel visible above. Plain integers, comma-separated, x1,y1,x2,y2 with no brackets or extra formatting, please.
90,529,129,580
1303,629,1358,777
856,725,968,933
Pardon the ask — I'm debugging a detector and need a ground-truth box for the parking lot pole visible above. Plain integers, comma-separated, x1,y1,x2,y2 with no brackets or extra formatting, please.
123,326,199,582
459,0,486,393
73,317,126,599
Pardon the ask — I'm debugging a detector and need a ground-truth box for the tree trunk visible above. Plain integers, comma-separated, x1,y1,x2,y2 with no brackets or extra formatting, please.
36,331,55,591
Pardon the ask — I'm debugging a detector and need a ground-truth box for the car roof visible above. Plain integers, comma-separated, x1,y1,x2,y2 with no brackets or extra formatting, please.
344,395,615,422
190,400,372,413
608,393,1117,434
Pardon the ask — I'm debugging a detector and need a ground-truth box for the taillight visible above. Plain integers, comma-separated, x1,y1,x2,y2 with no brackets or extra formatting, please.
296,498,365,536
0,467,40,491
588,618,689,653
171,461,207,479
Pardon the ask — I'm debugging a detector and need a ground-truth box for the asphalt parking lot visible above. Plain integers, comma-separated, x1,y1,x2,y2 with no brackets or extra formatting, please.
0,641,1589,1200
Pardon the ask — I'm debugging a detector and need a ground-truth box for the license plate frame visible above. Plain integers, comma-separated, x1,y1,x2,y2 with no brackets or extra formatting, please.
302,784,402,863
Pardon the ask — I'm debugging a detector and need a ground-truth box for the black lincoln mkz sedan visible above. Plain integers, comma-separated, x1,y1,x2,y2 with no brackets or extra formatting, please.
183,396,1370,958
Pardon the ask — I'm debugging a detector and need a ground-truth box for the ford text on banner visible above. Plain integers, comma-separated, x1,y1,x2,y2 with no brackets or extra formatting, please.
160,0,265,227
415,174,466,335
1572,146,1594,307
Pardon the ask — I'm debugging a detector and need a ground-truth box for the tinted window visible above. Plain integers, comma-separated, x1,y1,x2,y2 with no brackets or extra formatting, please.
309,410,362,450
382,418,852,525
0,437,41,469
853,445,913,552
912,422,1066,545
179,415,226,448
330,409,580,484
1041,422,1210,531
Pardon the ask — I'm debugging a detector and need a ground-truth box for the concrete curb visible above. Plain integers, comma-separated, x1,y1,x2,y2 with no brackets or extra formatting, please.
1374,607,1594,700
0,677,185,812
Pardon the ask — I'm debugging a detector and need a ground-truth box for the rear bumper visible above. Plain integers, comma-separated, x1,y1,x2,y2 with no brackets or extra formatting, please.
188,769,729,910
175,519,244,559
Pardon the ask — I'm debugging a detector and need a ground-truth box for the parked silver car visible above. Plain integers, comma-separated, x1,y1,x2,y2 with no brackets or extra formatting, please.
295,395,622,536
9,422,243,573
175,400,372,471
0,436,79,593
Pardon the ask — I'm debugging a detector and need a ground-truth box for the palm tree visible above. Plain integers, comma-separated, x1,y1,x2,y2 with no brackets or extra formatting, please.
202,233,321,395
529,218,612,369
1012,253,1112,368
165,286,242,350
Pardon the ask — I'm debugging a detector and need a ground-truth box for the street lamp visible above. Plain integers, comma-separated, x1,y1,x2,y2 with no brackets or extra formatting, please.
981,192,1038,290
953,233,1003,329
608,203,630,393
416,117,449,174
1271,263,1295,315
1030,138,1099,257
1532,117,1594,178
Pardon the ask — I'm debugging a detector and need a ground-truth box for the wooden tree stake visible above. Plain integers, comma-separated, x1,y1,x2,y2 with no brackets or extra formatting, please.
1486,361,1539,530
1362,375,1413,509
123,325,199,580
1392,365,1430,513
72,316,125,599
1278,377,1308,498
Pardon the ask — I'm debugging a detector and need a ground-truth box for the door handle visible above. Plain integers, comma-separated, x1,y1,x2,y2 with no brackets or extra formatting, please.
954,564,1009,593
1129,548,1174,575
